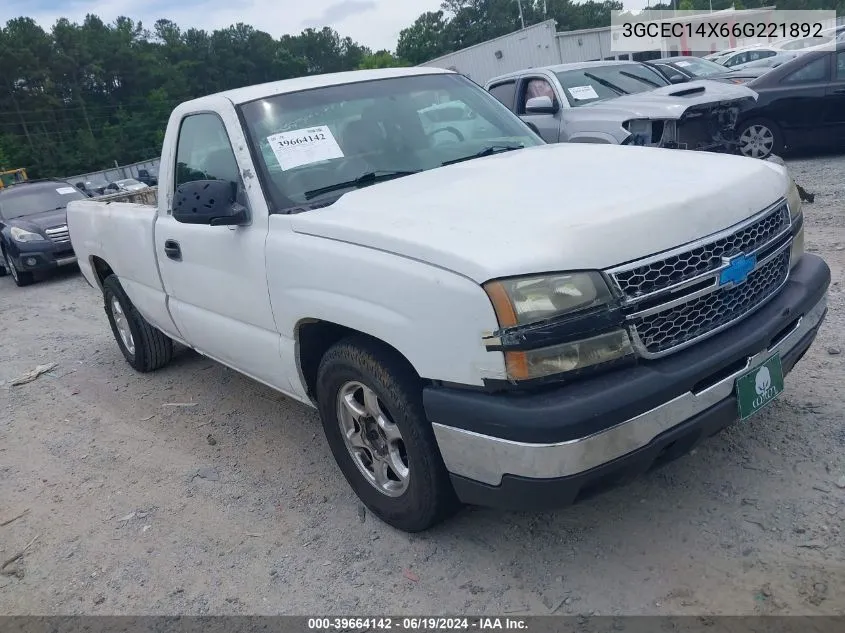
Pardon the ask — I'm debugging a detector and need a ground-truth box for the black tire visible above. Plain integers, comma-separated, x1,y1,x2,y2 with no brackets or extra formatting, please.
2,248,34,286
737,118,784,160
316,336,459,532
102,274,173,372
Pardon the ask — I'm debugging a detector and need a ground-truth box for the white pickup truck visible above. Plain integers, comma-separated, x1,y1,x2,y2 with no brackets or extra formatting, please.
68,67,830,532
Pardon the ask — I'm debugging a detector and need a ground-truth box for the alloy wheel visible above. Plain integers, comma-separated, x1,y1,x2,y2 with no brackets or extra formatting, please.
336,380,410,497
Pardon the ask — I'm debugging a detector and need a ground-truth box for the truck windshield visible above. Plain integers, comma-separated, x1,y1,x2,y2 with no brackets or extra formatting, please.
238,73,543,211
555,63,670,107
0,185,86,219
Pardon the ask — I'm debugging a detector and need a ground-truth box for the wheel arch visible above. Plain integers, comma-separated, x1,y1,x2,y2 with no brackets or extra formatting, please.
295,318,423,405
89,255,115,291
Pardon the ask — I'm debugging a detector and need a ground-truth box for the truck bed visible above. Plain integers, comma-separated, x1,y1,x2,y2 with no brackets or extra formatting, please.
67,191,175,335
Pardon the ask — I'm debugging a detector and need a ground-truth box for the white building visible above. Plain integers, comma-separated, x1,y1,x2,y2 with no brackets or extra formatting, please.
419,9,782,86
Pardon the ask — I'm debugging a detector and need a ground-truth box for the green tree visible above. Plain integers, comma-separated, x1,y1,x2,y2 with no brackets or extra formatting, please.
0,16,370,178
359,50,408,69
397,11,450,64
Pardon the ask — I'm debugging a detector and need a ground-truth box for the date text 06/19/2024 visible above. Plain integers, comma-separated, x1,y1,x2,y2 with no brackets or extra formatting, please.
307,617,529,631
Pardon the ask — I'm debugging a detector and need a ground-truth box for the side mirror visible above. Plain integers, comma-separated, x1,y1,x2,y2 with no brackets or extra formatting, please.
668,74,687,84
525,95,558,114
172,180,248,226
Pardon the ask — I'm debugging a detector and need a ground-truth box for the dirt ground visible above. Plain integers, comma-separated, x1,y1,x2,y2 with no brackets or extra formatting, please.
1,154,843,616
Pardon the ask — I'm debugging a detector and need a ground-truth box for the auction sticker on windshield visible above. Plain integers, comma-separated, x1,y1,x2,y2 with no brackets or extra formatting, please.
56,186,78,194
568,85,599,100
267,125,344,170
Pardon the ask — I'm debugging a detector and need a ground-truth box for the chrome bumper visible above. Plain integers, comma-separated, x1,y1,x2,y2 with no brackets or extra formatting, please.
432,294,827,487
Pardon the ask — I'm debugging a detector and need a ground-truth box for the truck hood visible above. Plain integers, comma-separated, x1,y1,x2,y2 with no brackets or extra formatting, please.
578,79,757,119
290,143,789,284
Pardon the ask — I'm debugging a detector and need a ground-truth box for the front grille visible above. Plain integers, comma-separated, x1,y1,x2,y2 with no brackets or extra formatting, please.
45,225,70,243
630,250,790,355
613,201,789,300
607,199,795,359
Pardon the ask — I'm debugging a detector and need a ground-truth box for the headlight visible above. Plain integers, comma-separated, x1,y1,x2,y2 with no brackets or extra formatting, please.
790,221,804,269
786,179,802,221
10,227,45,243
484,272,613,327
785,179,804,268
484,272,633,381
504,329,633,381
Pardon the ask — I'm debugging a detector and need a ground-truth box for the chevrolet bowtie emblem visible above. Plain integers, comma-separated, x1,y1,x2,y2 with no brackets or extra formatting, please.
719,253,756,287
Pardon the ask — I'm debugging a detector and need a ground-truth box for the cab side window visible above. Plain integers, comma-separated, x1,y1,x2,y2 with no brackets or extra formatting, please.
175,114,239,189
749,50,775,62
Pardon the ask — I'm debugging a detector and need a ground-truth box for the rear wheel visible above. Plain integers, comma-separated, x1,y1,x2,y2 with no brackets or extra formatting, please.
3,249,34,287
738,118,784,159
102,274,173,372
316,336,459,532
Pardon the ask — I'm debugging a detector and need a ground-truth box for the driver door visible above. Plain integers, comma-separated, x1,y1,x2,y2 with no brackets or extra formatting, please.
155,109,289,390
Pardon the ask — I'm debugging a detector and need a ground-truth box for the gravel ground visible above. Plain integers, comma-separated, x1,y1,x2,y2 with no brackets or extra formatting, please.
1,154,843,616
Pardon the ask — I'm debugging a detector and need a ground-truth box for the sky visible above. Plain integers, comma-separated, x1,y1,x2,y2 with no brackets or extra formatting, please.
1,0,448,51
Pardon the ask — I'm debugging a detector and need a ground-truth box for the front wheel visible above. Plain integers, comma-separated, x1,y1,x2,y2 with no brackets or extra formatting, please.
102,274,173,372
316,337,459,532
3,249,34,287
737,119,784,159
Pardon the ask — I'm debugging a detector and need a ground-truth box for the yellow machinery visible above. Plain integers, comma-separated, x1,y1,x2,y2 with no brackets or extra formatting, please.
0,168,28,189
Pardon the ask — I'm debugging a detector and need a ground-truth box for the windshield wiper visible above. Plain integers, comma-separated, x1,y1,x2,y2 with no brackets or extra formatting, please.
304,170,420,200
441,144,523,166
582,72,629,96
619,70,662,88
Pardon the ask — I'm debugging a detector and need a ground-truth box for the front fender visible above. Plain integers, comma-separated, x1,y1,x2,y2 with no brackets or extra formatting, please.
266,223,507,390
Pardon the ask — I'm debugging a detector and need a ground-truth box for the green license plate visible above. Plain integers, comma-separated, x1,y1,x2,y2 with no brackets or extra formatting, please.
736,354,785,420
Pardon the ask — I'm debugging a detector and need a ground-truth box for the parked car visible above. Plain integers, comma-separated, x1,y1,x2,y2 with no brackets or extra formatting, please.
104,178,149,194
136,169,158,186
484,61,757,152
1,179,86,286
648,56,735,81
703,46,743,63
734,41,845,158
771,34,838,53
729,52,801,72
714,46,781,68
75,179,110,197
711,67,774,85
67,67,829,532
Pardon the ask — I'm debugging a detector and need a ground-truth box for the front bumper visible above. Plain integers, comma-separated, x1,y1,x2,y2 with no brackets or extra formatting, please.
7,242,77,272
425,254,830,511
